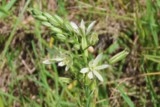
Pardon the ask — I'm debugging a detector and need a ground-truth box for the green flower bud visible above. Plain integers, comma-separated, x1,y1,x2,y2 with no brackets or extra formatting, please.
65,22,74,32
50,27,63,33
43,13,59,26
54,15,63,24
50,19,59,27
30,9,42,15
73,44,80,50
56,34,67,41
43,12,53,19
34,15,47,21
41,22,52,27
88,33,98,45
68,39,75,43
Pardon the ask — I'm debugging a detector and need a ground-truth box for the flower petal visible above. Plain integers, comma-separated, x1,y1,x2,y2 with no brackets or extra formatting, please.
86,21,96,35
58,61,65,66
80,19,85,34
88,72,94,79
70,21,78,30
65,66,69,71
93,53,103,66
54,57,64,62
95,64,109,70
93,71,103,82
89,60,94,67
70,21,80,34
43,59,53,64
80,68,89,73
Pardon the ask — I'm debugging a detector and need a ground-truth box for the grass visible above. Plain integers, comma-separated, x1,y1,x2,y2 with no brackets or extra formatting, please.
0,0,160,107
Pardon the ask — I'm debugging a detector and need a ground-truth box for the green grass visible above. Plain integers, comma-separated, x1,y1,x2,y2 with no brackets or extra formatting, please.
0,0,160,107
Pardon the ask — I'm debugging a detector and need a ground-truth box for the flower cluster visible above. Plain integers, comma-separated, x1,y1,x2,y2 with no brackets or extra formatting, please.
43,53,73,72
31,9,110,83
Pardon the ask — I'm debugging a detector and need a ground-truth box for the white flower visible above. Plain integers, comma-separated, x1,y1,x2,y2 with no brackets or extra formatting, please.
86,21,96,35
70,21,80,34
80,53,109,82
70,20,96,36
70,21,78,30
80,19,85,35
43,54,72,71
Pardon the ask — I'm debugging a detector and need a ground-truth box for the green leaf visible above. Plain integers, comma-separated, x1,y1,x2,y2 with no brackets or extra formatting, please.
0,0,17,18
109,50,129,64
0,97,4,107
117,85,134,107
144,54,160,63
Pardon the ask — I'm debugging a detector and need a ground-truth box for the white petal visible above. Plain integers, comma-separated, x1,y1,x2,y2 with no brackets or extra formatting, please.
65,66,69,71
70,22,80,34
80,19,85,34
80,19,85,29
70,21,78,30
43,59,52,64
80,68,89,73
58,61,65,66
93,71,103,82
86,21,96,35
93,53,103,66
88,72,94,79
54,57,64,62
95,64,109,70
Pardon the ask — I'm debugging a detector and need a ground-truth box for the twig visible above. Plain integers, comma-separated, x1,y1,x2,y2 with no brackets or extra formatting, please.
106,72,160,85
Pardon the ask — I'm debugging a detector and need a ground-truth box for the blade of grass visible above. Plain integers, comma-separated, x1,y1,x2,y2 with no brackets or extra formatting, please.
117,84,134,107
0,0,17,18
0,0,31,70
146,0,159,46
145,73,158,107
144,54,160,63
0,90,18,101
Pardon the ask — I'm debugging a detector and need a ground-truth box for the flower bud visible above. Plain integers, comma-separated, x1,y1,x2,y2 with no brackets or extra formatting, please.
43,12,53,19
43,13,59,26
65,22,73,32
41,22,52,27
88,33,98,45
31,9,42,15
34,15,47,21
73,44,80,50
54,15,63,24
88,46,94,53
50,27,63,33
56,34,67,41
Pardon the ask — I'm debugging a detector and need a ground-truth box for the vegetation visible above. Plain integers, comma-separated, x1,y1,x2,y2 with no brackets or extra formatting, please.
0,0,160,107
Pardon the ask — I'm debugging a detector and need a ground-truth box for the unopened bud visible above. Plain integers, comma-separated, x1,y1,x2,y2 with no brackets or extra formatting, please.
73,44,80,50
54,15,63,24
41,22,52,27
43,13,59,26
56,34,66,41
43,12,53,19
50,27,63,33
65,23,73,32
35,15,47,21
88,46,94,53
